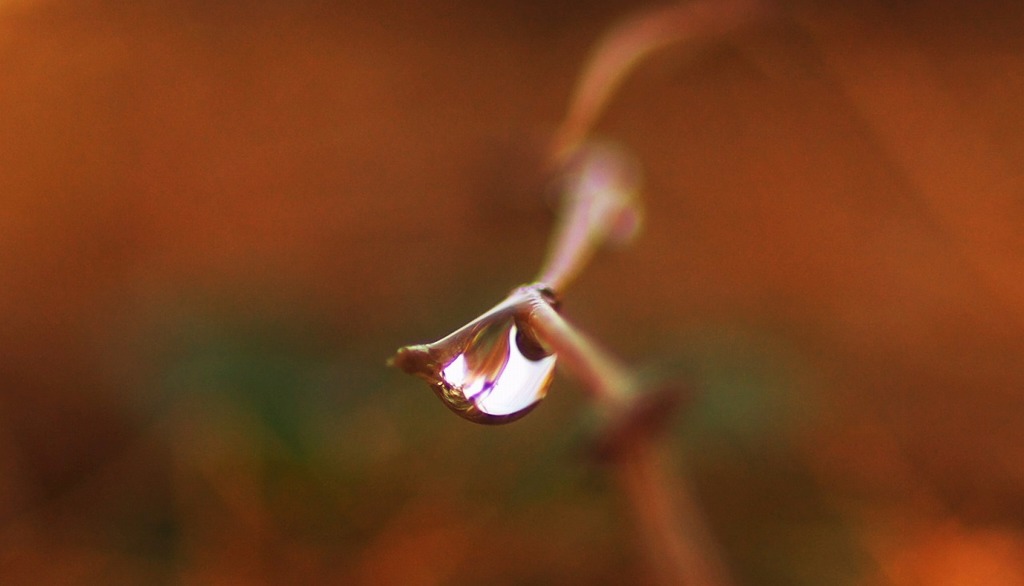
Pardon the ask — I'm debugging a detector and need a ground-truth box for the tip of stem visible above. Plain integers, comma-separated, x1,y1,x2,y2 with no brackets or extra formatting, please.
389,345,434,377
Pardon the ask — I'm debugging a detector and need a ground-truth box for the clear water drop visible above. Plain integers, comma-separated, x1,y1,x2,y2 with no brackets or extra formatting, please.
391,295,557,424
440,323,556,422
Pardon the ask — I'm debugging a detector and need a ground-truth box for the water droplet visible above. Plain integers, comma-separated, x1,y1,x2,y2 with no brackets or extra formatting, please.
438,322,555,423
391,293,557,424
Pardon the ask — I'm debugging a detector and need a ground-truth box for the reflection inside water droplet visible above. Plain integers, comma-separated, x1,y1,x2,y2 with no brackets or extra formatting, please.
390,286,559,424
438,324,556,423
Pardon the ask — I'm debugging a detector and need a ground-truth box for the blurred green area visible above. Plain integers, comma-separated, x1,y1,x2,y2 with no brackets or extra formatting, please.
2,0,1023,584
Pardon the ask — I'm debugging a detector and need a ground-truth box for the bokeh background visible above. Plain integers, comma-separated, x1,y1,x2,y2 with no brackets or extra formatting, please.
2,0,1023,583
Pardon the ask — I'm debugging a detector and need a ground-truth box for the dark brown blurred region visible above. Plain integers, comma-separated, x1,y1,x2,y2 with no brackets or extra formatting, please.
1,0,1023,583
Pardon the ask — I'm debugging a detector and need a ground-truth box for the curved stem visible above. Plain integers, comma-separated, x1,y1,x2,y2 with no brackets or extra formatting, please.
550,0,763,164
536,143,641,294
395,1,768,580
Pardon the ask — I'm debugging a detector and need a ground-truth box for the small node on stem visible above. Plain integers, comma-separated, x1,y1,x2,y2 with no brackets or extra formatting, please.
591,383,689,462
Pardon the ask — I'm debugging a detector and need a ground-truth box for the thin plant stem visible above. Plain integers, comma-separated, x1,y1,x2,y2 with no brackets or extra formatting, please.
524,294,733,586
393,1,767,581
550,0,763,164
536,143,641,294
521,290,634,407
615,440,733,586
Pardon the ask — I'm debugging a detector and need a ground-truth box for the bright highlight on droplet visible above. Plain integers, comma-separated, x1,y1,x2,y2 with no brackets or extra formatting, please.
441,354,470,388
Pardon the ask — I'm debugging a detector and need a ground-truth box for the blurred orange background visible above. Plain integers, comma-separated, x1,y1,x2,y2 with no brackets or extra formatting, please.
1,0,1022,583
